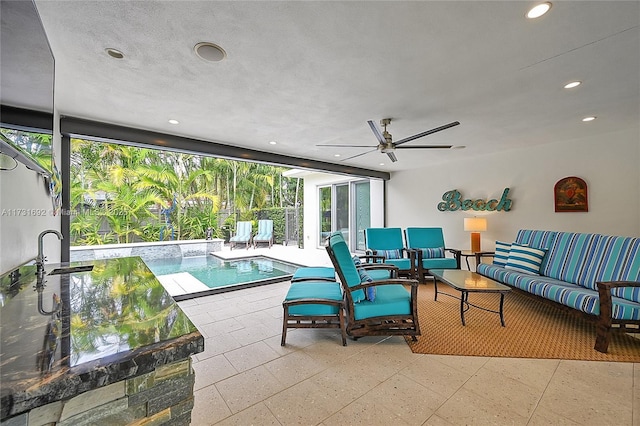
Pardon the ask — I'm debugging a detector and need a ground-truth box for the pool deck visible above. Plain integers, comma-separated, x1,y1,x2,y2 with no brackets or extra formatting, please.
158,243,334,298
212,243,334,268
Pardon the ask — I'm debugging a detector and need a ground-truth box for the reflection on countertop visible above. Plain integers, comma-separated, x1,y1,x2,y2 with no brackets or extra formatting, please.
0,256,204,421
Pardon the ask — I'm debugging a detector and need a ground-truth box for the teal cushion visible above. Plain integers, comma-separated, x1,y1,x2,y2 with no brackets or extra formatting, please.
285,282,342,316
329,233,365,302
292,267,335,282
352,284,411,320
493,241,511,267
386,258,412,271
505,244,546,275
366,268,393,281
421,257,458,270
420,247,445,259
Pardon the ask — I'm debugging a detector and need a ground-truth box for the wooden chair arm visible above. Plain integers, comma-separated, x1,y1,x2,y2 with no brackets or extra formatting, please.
283,298,343,307
594,280,640,353
596,281,640,291
350,278,419,292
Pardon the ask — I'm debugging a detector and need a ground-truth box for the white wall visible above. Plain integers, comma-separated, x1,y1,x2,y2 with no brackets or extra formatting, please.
386,127,640,253
0,111,62,274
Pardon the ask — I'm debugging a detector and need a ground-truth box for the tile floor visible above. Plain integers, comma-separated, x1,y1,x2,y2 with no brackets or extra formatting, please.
178,245,639,425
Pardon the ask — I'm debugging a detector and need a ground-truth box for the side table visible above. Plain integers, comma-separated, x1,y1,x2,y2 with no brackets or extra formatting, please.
460,251,495,271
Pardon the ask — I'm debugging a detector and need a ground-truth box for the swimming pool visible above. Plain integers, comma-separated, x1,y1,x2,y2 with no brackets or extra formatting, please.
145,255,299,299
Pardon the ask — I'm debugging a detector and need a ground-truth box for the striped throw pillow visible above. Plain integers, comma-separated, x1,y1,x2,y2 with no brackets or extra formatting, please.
420,247,445,259
505,243,546,275
358,268,376,302
381,249,402,260
493,241,511,267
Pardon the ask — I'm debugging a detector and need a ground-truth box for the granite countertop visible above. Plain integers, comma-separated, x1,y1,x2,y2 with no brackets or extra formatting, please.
0,257,204,421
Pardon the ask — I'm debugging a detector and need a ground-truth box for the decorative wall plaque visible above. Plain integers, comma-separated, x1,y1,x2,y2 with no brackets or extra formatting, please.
554,176,588,212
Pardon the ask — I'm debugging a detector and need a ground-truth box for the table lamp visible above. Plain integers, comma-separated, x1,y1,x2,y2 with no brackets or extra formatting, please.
464,217,487,252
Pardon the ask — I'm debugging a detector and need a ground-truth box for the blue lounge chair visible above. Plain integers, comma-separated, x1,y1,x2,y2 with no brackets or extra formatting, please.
253,219,274,248
229,221,252,250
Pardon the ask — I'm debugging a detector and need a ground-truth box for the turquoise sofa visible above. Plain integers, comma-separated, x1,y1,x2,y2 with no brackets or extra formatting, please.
476,229,640,353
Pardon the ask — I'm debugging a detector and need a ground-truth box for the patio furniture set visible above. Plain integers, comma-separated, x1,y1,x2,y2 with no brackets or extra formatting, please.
281,227,640,354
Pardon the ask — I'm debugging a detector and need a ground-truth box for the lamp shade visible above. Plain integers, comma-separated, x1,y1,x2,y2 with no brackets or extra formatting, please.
464,217,487,232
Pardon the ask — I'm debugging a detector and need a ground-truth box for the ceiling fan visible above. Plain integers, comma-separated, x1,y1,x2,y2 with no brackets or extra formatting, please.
317,118,460,162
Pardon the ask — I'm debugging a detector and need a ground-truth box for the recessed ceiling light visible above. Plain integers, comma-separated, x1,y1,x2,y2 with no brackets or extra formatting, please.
379,163,385,166
582,116,596,122
194,42,226,62
334,154,341,157
269,141,277,145
526,2,552,19
168,119,179,125
564,81,582,89
105,48,124,59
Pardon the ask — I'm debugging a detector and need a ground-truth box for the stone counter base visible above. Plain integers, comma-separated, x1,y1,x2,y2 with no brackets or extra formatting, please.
1,358,195,426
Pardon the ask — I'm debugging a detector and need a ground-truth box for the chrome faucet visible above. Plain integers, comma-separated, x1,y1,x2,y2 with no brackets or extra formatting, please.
36,229,63,278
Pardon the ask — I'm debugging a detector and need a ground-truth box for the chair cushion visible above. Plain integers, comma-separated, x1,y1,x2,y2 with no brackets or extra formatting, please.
381,249,402,260
505,243,546,275
421,257,458,270
285,282,343,316
386,258,412,271
352,284,411,320
329,233,365,302
420,247,445,259
493,241,511,267
292,267,335,282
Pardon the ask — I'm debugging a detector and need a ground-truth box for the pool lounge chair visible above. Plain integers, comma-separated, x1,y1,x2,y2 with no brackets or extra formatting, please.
253,219,274,248
230,221,252,250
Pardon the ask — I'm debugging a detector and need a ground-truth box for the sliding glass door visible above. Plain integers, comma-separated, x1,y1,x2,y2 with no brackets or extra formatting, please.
318,180,370,251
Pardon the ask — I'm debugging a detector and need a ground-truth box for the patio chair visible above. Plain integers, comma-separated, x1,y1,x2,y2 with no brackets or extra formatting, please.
364,227,414,279
253,219,274,248
229,221,252,250
325,231,420,340
405,227,461,283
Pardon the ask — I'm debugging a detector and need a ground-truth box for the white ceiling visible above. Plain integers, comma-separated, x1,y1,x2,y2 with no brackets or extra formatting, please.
31,1,640,174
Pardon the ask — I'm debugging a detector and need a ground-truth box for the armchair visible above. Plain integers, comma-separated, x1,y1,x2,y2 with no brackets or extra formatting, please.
253,219,274,248
229,221,252,250
364,227,414,279
405,227,461,283
326,232,420,340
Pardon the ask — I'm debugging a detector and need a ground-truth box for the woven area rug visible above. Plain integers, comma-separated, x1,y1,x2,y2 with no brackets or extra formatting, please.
404,282,640,362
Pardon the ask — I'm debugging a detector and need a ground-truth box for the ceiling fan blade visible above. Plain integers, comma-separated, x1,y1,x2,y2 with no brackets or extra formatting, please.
394,145,453,149
367,120,386,145
341,148,378,161
393,121,460,146
386,152,398,162
316,144,377,148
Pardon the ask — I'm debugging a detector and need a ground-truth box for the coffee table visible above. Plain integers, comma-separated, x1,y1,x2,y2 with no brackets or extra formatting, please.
430,269,511,326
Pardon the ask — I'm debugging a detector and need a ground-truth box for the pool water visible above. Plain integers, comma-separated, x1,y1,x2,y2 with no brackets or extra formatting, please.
145,255,298,290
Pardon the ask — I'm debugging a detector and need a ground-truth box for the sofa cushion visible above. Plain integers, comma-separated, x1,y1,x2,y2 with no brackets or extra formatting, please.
515,230,558,250
541,232,599,286
477,263,640,320
505,244,546,275
352,284,411,320
493,241,511,267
